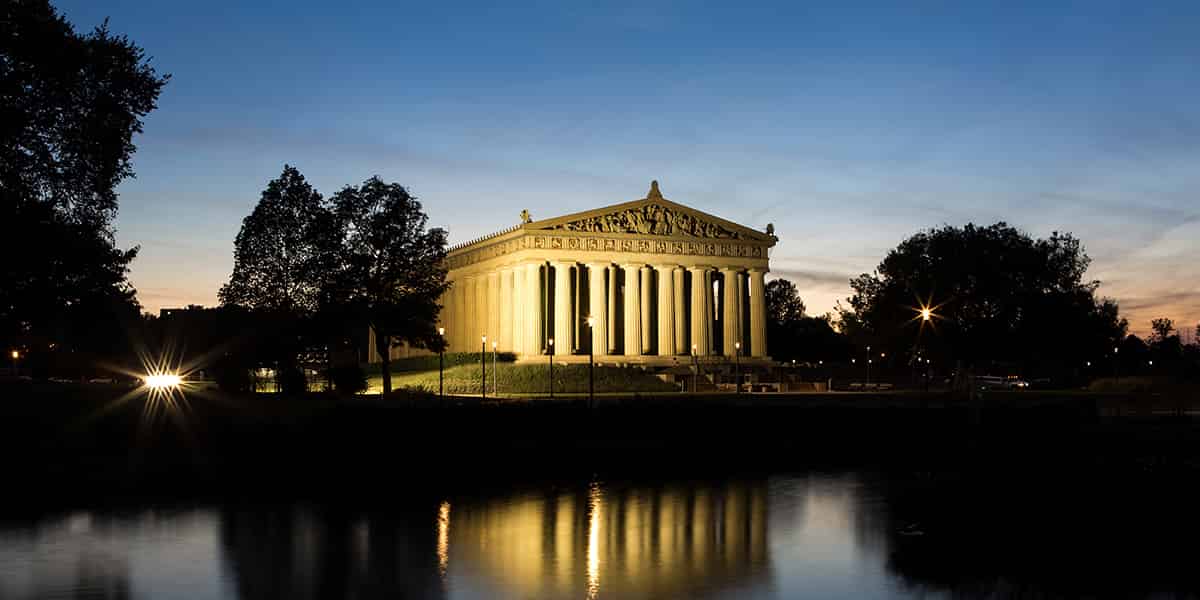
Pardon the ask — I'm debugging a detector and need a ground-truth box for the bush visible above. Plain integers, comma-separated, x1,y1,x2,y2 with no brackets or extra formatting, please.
328,364,368,394
276,364,308,396
212,359,253,393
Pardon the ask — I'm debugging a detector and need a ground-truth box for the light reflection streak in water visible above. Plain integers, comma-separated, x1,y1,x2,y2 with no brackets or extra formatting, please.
437,501,451,578
586,481,602,600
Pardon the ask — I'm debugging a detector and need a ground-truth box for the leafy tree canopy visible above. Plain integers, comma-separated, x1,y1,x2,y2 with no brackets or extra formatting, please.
219,165,340,315
330,177,448,393
1,0,168,357
838,222,1126,373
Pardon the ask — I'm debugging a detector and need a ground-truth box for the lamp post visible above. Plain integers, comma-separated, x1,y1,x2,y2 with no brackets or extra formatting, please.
1113,346,1120,384
734,342,741,394
866,345,872,387
438,327,445,401
10,350,17,376
481,335,487,399
692,344,698,393
492,341,498,397
586,317,595,408
548,338,554,398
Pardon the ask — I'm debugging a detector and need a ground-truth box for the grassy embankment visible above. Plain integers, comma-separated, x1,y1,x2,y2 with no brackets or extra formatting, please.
365,361,679,395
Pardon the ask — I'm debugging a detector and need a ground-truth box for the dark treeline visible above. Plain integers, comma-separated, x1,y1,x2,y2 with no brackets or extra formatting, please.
770,223,1200,385
1,0,167,379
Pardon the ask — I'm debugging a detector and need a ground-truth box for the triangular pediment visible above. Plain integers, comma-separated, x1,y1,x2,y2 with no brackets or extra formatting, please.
524,181,775,242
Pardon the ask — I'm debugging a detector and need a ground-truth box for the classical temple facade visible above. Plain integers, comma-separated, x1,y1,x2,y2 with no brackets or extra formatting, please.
437,181,776,364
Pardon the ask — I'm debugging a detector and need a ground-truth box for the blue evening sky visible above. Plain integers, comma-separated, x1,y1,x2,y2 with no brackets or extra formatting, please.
58,1,1200,336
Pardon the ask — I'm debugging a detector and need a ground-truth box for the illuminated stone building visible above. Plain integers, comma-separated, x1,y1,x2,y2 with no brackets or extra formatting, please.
434,181,777,364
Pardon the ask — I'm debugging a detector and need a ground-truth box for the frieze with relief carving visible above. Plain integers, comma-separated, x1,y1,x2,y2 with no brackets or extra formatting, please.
551,203,745,239
447,234,766,269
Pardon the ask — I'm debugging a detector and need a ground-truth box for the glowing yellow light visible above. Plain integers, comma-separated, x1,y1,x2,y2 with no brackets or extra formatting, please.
10,350,17,360
482,335,487,343
586,316,595,328
921,308,932,321
436,501,451,577
144,373,182,389
492,341,497,349
438,327,445,336
586,482,602,600
735,342,741,350
548,338,554,346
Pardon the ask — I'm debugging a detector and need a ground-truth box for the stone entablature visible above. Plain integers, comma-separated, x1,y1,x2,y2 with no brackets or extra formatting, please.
447,234,770,271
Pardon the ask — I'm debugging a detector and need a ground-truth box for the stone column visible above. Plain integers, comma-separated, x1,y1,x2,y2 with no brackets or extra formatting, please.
640,266,653,354
688,266,712,356
444,280,457,352
499,267,513,352
552,260,573,353
621,263,642,356
673,267,687,353
463,276,476,345
486,272,500,344
749,269,767,358
511,265,524,356
655,265,675,356
721,267,741,357
606,264,617,354
586,263,608,356
524,262,543,355
736,270,747,351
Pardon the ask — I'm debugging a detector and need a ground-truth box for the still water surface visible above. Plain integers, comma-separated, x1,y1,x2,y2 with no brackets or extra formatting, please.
0,471,1192,599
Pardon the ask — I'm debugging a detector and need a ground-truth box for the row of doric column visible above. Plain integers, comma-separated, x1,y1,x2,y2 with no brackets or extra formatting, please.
442,262,768,358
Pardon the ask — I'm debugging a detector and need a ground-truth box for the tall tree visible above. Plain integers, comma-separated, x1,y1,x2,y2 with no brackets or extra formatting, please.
1150,318,1175,344
331,177,448,394
219,166,339,390
766,279,807,324
1,0,168,364
838,223,1126,375
219,166,339,314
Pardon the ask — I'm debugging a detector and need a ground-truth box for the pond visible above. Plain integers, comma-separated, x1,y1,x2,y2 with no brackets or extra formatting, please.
1,470,1196,599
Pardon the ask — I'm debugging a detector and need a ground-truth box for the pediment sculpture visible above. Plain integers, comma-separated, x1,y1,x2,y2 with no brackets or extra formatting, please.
551,203,745,239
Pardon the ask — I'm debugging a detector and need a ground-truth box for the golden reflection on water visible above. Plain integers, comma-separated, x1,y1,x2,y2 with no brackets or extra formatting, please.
437,501,451,578
442,479,768,598
586,482,601,600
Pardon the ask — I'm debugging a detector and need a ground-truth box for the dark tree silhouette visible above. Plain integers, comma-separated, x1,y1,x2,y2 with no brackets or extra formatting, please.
838,223,1126,375
1,0,168,369
219,166,340,390
1151,318,1175,344
219,166,340,314
766,279,806,324
765,278,850,363
330,177,448,394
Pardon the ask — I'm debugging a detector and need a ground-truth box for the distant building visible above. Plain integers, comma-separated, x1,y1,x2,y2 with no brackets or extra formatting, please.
159,304,207,319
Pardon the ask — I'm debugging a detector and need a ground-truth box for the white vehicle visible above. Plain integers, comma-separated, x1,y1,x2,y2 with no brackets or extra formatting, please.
975,375,1029,390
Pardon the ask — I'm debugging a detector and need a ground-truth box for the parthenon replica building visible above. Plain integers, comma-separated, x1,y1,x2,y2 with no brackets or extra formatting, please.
439,181,777,364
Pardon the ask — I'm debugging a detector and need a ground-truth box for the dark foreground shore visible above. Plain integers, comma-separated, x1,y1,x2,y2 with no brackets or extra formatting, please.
3,382,1199,501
